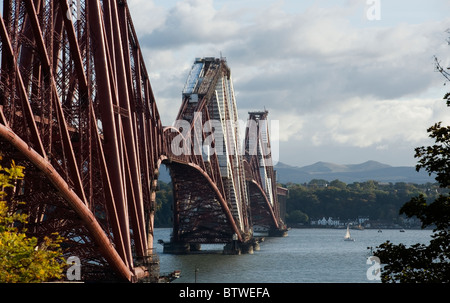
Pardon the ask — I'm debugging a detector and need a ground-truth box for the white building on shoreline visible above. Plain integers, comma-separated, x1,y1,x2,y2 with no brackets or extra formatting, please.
310,216,370,227
312,217,342,227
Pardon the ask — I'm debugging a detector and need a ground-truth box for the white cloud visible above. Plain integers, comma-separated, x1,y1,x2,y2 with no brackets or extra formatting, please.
326,98,435,147
127,0,167,34
127,0,450,166
273,112,304,142
288,97,449,150
140,0,240,49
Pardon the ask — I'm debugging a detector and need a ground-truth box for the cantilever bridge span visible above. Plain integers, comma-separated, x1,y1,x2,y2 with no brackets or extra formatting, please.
0,1,286,282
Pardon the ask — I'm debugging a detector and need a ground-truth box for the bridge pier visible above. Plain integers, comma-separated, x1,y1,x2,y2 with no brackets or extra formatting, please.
222,237,265,255
163,242,190,254
268,228,289,237
133,250,160,283
162,242,202,254
223,241,254,255
162,240,260,255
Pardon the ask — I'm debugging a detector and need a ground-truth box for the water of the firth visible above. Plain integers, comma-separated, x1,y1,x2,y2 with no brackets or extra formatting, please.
153,228,432,283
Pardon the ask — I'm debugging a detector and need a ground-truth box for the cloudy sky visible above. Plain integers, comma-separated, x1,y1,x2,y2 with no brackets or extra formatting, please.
126,0,450,168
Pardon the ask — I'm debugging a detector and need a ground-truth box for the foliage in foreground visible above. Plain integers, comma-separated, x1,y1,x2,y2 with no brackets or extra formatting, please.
374,194,450,282
373,49,450,283
0,159,65,283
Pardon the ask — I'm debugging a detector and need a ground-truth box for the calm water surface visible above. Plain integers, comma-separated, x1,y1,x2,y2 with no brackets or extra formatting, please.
153,228,432,283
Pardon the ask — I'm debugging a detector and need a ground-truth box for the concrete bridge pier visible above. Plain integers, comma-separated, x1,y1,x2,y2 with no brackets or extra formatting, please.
162,242,190,254
162,242,201,254
222,240,257,255
268,228,289,237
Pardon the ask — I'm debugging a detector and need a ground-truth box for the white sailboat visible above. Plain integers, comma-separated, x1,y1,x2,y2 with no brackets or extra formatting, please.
344,224,355,241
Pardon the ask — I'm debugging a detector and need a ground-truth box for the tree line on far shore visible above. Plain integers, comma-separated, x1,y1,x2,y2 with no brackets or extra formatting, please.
153,179,443,228
283,179,444,226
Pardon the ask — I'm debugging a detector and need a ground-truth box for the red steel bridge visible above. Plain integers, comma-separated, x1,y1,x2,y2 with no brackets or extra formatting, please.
0,0,287,282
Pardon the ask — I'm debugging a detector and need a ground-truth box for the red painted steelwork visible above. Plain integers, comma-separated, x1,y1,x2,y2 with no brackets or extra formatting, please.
0,0,162,281
0,1,285,282
244,111,287,232
0,123,133,281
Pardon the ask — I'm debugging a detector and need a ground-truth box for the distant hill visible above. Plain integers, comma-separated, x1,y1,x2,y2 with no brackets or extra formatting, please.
157,160,436,185
274,160,436,184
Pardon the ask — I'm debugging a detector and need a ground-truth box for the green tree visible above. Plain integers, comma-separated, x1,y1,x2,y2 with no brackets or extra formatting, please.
154,181,174,228
287,210,309,224
0,159,65,282
373,49,450,283
374,151,450,282
330,179,347,190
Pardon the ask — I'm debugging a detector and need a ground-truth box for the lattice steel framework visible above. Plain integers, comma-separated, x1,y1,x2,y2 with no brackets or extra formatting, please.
244,110,287,232
165,58,286,246
164,58,252,244
0,0,163,282
0,1,286,282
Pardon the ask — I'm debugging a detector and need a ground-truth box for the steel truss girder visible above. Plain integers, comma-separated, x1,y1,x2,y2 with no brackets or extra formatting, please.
165,58,252,244
0,0,285,282
0,0,162,282
244,111,286,231
247,180,279,229
0,123,134,281
168,161,236,243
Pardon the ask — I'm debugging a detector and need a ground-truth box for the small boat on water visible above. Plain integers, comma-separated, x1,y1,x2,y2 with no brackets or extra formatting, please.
344,224,355,241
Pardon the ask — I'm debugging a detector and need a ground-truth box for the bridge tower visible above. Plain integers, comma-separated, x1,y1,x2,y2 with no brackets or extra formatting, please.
244,111,288,236
163,58,287,253
163,57,253,253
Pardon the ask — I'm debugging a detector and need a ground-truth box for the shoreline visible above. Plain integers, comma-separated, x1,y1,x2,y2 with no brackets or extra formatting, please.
285,225,433,230
155,225,433,231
